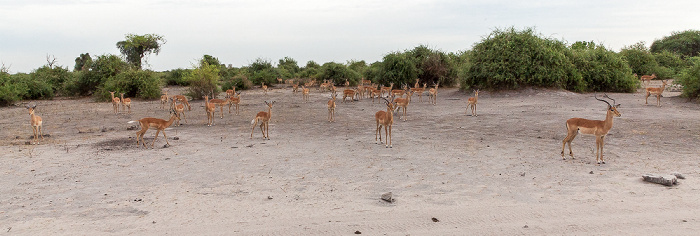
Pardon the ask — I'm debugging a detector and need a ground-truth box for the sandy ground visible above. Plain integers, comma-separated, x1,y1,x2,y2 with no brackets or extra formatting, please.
1,80,699,235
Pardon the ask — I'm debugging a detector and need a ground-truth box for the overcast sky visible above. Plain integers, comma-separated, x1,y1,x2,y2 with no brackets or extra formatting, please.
1,0,698,73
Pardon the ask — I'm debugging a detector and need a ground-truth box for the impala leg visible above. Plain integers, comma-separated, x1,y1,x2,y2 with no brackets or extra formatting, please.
250,120,258,139
657,95,661,107
152,129,160,148
645,91,650,104
388,125,392,148
265,121,270,140
384,125,389,148
259,122,265,139
595,136,602,164
376,123,382,144
474,104,477,117
182,112,187,124
220,106,224,119
162,130,170,146
599,136,606,164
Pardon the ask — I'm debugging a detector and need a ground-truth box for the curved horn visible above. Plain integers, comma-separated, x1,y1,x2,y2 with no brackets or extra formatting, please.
602,93,617,106
594,93,612,107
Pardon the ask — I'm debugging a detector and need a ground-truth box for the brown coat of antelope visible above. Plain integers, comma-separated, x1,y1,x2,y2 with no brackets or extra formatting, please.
128,108,180,148
301,86,310,102
327,92,337,122
228,91,242,115
160,90,170,109
375,98,397,148
645,80,668,107
561,93,620,164
394,90,413,121
262,82,268,95
342,89,357,103
428,82,439,105
109,91,120,113
26,103,43,144
120,93,132,114
171,95,191,111
466,90,479,117
251,101,275,140
204,95,216,126
638,73,656,86
208,93,229,119
172,99,187,126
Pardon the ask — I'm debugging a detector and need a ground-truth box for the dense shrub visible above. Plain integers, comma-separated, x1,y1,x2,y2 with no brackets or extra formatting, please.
97,69,162,101
64,54,129,96
185,62,220,99
0,72,28,106
378,52,418,87
162,68,191,86
409,45,456,86
570,45,637,92
676,57,700,101
247,58,279,86
30,65,72,96
318,62,361,86
650,30,700,58
462,27,584,91
221,74,252,91
620,42,662,77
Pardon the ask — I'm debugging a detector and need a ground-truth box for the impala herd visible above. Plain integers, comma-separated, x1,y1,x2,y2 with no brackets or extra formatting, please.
22,74,675,164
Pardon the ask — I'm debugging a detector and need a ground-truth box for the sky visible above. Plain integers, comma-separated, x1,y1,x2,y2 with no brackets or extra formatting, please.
1,0,698,73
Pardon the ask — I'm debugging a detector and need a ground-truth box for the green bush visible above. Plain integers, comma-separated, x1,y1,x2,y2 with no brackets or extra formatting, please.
0,72,27,106
570,45,637,92
65,54,129,96
319,62,361,86
409,45,457,87
462,27,584,91
97,69,162,101
677,57,700,101
162,68,191,86
378,52,418,87
651,30,700,58
620,42,661,77
221,74,252,91
30,65,72,96
185,62,221,99
247,58,279,86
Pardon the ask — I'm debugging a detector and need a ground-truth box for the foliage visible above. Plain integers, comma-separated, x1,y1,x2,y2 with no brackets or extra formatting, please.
0,72,54,105
201,55,222,67
620,42,662,78
161,68,191,86
247,58,278,85
30,65,72,96
461,27,584,91
221,74,252,91
116,33,166,69
96,69,162,101
654,50,688,77
318,62,361,85
676,57,700,101
569,45,637,92
363,62,383,85
298,60,321,79
278,57,300,79
378,52,418,87
64,54,129,96
185,61,221,99
74,53,92,71
409,45,455,86
347,60,368,76
650,30,700,58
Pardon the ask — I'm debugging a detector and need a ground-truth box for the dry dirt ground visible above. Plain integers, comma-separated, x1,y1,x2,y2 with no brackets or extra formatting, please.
1,80,699,235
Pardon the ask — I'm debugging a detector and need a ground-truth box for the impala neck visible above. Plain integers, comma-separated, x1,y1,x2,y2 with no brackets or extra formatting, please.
604,107,615,130
166,113,178,127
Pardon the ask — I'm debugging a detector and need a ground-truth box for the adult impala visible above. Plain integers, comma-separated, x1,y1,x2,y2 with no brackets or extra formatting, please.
466,90,479,117
228,91,242,115
204,95,216,126
120,93,132,114
375,98,397,148
251,101,275,140
109,91,120,113
645,80,668,107
394,90,413,121
26,103,43,144
327,92,337,122
561,93,620,164
128,108,180,148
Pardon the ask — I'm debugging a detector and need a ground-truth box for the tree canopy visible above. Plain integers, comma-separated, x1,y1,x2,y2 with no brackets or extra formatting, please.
650,30,700,58
116,34,166,69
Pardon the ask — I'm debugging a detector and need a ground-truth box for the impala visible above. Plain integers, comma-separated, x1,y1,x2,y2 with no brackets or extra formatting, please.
250,101,275,140
225,87,236,98
356,84,365,99
208,92,229,119
375,98,397,148
361,79,372,86
160,90,169,109
171,95,191,111
277,77,283,84
342,89,357,103
466,90,479,116
391,84,408,98
394,90,414,121
204,95,216,126
645,80,668,107
120,93,132,114
26,103,43,144
380,83,394,98
292,82,300,94
413,83,427,102
228,91,242,115
561,93,620,164
319,80,331,92
128,108,180,148
302,85,310,102
428,82,439,105
639,73,656,86
344,79,350,87
109,91,120,113
328,92,337,122
172,99,187,126
262,82,268,95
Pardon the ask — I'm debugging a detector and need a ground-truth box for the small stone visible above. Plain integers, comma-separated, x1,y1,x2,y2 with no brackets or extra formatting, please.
589,171,594,174
267,196,273,200
173,137,179,140
520,172,526,177
432,217,439,222
523,225,529,228
354,230,362,234
381,192,394,203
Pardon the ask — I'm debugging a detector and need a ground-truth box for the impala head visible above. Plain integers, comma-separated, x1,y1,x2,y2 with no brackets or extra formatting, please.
596,93,621,117
26,103,37,113
474,89,479,96
264,101,276,108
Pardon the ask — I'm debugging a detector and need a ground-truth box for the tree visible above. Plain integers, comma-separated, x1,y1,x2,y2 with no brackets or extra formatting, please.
201,55,221,67
74,53,92,71
116,34,166,69
650,30,700,58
